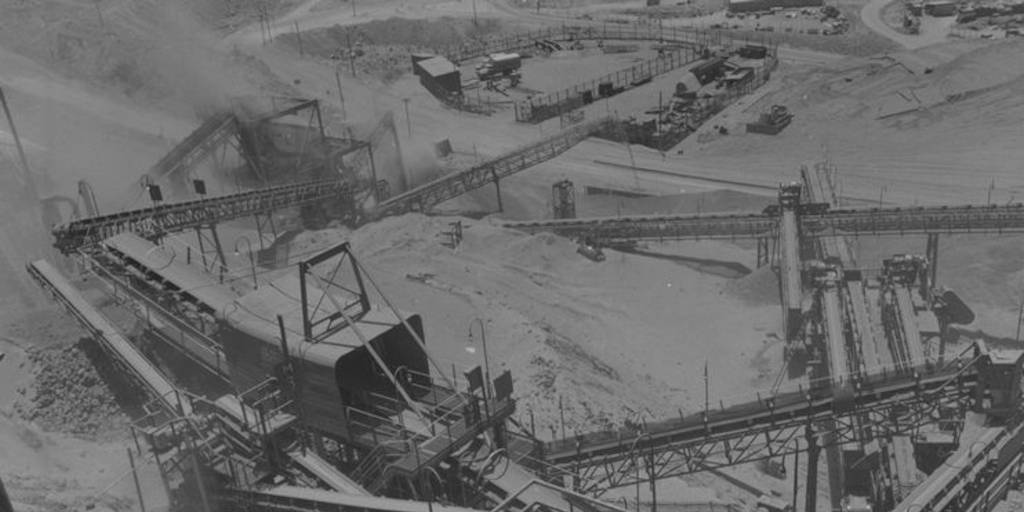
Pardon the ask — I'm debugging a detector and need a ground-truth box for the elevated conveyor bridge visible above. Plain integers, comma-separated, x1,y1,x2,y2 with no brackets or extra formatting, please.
373,118,613,217
504,203,1024,244
540,355,979,496
52,178,350,253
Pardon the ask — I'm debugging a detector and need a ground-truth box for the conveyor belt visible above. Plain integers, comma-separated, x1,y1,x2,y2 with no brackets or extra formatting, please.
822,284,851,395
503,203,1024,244
148,112,237,183
221,485,491,512
26,260,190,416
102,232,239,314
894,287,925,367
780,208,801,340
373,117,613,216
53,178,350,253
848,281,884,373
893,419,1022,512
544,361,975,469
288,450,371,496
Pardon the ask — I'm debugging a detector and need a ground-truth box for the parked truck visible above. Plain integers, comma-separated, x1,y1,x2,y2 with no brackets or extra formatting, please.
476,53,522,81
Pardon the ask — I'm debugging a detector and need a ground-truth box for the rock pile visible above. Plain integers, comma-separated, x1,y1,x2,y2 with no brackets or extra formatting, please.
15,341,130,441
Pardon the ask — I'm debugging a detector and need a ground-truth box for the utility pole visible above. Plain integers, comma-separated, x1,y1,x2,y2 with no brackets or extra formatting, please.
473,0,479,28
334,67,347,117
403,98,412,139
0,85,39,205
351,0,356,17
294,22,303,56
93,0,105,28
346,33,357,76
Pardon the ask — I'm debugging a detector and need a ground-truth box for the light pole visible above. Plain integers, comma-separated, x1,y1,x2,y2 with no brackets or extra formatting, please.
469,318,491,398
234,236,257,289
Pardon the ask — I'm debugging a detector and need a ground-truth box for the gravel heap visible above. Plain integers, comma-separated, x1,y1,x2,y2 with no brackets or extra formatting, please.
15,341,130,441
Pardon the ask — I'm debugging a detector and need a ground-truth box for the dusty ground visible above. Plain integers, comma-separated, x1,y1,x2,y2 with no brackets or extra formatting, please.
2,0,1024,510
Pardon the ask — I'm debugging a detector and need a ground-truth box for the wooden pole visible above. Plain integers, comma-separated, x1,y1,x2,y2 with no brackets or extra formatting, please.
294,22,303,56
334,68,347,117
346,33,356,76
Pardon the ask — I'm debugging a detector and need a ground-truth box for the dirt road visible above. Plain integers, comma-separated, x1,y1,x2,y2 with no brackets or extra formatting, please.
860,0,952,49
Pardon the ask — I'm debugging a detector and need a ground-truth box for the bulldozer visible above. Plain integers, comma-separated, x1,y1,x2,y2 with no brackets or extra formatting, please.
747,105,794,135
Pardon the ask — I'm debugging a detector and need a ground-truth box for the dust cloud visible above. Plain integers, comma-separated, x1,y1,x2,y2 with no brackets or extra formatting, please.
143,3,258,117
403,141,444,190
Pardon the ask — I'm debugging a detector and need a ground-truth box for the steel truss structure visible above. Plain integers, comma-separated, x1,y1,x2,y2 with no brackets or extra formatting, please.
505,203,1024,245
147,111,243,185
543,361,977,496
52,178,351,253
373,118,613,216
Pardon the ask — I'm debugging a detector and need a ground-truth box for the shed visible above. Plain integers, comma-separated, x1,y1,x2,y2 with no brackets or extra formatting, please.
418,56,462,95
411,53,436,78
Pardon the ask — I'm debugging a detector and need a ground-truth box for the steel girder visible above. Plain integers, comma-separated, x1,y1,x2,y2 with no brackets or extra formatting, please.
545,366,976,496
53,178,350,253
374,118,613,216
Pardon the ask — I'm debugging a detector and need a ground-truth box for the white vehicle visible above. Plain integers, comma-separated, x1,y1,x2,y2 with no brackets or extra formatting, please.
841,495,873,512
756,495,793,512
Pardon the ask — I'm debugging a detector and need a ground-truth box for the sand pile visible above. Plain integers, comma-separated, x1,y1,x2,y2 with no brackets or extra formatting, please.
300,213,781,439
724,265,781,308
13,341,130,441
932,39,1024,97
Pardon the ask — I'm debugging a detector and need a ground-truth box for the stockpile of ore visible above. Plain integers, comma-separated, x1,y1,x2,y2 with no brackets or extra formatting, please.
14,341,130,440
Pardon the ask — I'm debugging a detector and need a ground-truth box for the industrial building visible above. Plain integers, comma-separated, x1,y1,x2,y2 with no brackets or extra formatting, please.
6,6,1024,512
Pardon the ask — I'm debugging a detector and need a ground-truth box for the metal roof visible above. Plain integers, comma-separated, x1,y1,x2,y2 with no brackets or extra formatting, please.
102,232,240,314
418,56,459,77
